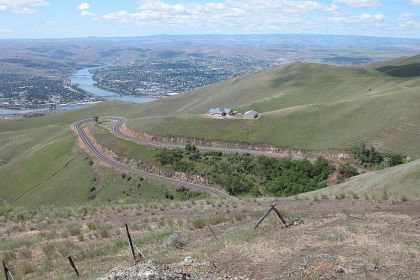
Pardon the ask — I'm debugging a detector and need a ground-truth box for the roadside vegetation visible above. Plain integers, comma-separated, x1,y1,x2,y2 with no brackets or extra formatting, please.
350,142,406,168
156,144,334,196
91,124,334,197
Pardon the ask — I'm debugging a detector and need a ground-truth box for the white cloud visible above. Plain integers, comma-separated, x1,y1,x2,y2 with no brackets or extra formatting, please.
77,2,90,11
398,12,420,28
360,13,384,21
76,2,97,20
81,10,96,18
0,28,12,33
101,0,393,35
103,0,339,32
410,0,420,5
334,0,380,8
0,0,48,14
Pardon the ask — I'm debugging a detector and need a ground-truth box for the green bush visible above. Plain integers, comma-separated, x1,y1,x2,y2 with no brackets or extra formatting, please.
192,218,206,229
156,149,184,165
387,153,405,167
338,163,359,179
351,142,383,165
158,146,334,197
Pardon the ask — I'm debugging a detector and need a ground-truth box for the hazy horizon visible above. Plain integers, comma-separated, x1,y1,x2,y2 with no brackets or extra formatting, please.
1,0,420,39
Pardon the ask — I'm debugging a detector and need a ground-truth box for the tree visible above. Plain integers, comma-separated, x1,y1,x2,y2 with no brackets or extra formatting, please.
338,163,358,179
387,153,405,167
156,149,184,165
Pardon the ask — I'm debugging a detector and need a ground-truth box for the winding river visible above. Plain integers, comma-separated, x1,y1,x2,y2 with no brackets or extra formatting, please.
70,67,156,103
0,66,155,115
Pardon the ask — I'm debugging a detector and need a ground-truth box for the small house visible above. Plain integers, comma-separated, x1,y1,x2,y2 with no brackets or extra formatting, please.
243,110,259,119
209,107,235,116
209,107,227,116
224,108,234,115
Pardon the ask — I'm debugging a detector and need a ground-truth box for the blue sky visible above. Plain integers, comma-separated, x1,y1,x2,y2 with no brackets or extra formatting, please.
0,0,420,39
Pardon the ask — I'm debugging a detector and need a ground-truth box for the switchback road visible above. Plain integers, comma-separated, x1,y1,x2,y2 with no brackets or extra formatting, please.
107,117,311,161
73,118,231,198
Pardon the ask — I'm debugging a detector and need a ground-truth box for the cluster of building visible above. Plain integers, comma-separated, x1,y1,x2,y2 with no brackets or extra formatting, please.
208,107,259,119
91,56,277,98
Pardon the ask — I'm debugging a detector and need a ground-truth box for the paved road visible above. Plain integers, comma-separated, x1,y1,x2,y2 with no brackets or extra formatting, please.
73,118,231,198
107,116,311,161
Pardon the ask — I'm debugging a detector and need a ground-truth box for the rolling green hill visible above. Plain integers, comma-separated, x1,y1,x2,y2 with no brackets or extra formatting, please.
0,103,185,207
306,157,420,200
127,60,420,158
2,55,420,206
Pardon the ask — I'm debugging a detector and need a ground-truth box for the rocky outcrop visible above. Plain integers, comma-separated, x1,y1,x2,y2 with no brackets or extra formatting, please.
98,257,250,280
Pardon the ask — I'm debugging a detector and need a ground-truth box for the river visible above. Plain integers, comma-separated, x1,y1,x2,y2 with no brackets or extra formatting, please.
70,67,156,103
0,66,155,115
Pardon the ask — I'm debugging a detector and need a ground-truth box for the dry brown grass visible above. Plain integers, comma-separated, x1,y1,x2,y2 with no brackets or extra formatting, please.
1,198,419,279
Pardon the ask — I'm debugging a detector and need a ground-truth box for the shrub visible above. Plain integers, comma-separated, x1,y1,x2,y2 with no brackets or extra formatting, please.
382,191,389,201
351,142,383,165
185,144,198,153
20,248,32,259
87,222,97,230
166,232,184,248
338,163,359,179
173,160,194,172
66,224,82,236
42,243,56,258
335,193,346,200
18,262,35,275
387,153,405,167
192,218,206,229
156,149,184,165
96,224,111,238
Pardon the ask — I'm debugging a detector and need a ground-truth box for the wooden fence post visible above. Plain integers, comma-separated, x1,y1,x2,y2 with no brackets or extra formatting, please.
207,225,218,240
67,256,79,277
272,207,288,229
2,260,9,280
125,224,137,263
254,203,290,229
254,205,274,229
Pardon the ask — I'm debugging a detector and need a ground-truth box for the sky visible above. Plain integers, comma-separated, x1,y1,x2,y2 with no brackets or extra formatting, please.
0,0,420,39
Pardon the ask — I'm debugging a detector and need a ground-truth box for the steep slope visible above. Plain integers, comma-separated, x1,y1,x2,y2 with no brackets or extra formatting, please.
307,158,420,200
0,102,184,207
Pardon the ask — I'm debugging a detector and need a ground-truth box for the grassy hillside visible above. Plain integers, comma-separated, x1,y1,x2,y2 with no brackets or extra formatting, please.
306,158,420,200
0,102,195,207
2,55,420,206
126,61,420,158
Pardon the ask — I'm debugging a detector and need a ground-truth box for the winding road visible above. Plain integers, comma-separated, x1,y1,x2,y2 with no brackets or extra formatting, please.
74,116,318,198
108,116,310,161
73,118,231,197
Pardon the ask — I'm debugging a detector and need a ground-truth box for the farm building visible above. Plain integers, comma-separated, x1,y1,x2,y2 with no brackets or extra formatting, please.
209,107,234,116
243,110,259,119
